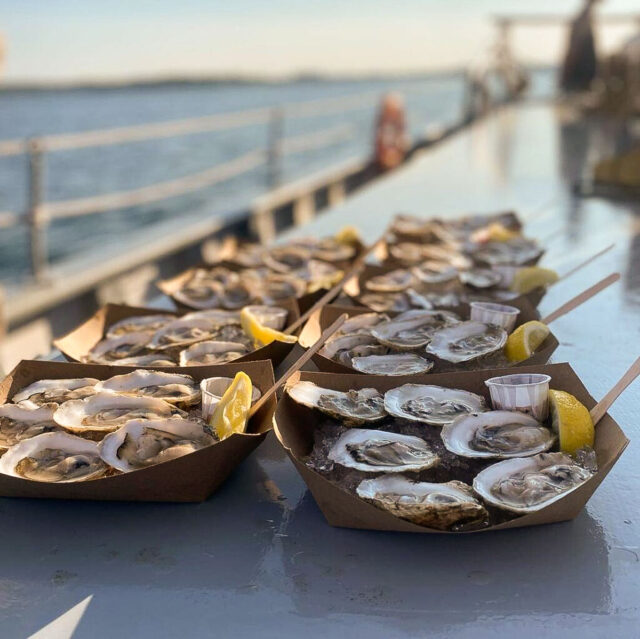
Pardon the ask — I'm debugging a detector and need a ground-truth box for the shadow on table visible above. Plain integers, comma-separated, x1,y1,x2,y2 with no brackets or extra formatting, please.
0,454,282,593
280,492,612,631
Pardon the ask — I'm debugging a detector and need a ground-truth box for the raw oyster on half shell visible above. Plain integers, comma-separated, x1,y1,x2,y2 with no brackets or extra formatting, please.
12,378,99,409
0,432,109,482
286,380,386,424
351,353,434,376
426,321,507,364
384,384,486,425
357,476,488,530
99,418,214,472
441,411,555,459
328,429,439,473
473,452,594,513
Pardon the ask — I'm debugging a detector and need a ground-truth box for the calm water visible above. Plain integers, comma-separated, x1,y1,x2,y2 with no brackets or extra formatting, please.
0,70,554,286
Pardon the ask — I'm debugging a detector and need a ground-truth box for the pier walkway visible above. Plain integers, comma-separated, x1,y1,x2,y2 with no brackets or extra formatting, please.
2,102,639,638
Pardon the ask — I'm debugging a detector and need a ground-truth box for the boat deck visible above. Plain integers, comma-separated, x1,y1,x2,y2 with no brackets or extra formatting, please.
3,102,640,638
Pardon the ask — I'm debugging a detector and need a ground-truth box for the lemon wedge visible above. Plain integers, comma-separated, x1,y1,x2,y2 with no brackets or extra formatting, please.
240,307,298,347
208,371,253,440
504,320,550,363
510,267,559,294
335,225,362,246
549,389,594,455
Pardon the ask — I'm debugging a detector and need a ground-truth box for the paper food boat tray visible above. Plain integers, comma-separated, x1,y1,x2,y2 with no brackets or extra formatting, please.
54,298,300,369
273,363,629,534
0,359,276,502
299,302,558,375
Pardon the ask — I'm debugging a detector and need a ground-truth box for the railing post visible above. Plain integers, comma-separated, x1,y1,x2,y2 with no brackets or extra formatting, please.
26,139,48,281
266,107,284,189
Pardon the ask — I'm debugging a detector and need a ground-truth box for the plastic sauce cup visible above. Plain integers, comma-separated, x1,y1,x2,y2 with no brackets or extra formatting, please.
484,373,551,421
470,301,520,333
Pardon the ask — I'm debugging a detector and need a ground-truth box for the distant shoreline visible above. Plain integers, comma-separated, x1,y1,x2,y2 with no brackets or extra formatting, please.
0,66,553,93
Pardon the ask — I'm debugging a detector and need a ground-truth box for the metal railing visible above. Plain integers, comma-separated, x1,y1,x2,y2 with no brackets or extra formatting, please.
0,91,381,281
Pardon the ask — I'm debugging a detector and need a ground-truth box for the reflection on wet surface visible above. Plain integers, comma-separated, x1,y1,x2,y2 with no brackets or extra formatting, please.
3,103,640,637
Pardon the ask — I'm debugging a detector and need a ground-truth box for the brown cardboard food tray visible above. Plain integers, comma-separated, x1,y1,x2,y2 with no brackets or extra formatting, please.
0,359,276,502
54,298,300,368
299,301,558,375
273,364,629,533
352,263,547,309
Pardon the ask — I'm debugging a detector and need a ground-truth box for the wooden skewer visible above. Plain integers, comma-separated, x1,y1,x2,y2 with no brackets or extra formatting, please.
541,273,620,325
249,313,348,417
284,234,387,335
557,243,615,282
590,355,640,425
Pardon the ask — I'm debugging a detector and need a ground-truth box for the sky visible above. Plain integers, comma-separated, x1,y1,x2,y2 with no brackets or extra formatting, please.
0,0,638,82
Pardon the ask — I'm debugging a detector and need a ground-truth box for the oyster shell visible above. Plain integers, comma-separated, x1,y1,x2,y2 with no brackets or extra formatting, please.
179,340,248,366
441,411,555,458
172,275,224,309
411,262,458,284
313,239,356,263
336,313,389,337
0,404,61,451
182,309,241,325
106,314,174,338
263,245,311,273
356,476,488,530
54,393,186,438
472,239,543,267
473,452,594,513
116,354,177,367
459,268,502,289
365,269,415,293
149,317,220,350
328,429,439,473
320,334,385,367
426,321,507,364
12,378,99,408
359,292,411,313
85,332,151,364
99,418,215,472
286,381,386,424
351,353,434,376
0,432,109,482
371,310,460,350
96,370,201,406
384,384,486,425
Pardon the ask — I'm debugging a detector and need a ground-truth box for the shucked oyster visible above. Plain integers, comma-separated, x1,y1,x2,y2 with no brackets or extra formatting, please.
287,381,386,424
179,340,248,366
426,321,507,364
116,353,178,367
12,378,99,409
371,310,460,350
335,313,389,337
149,317,221,350
106,314,174,338
459,268,502,289
359,292,411,313
0,404,61,451
473,452,594,514
99,418,214,473
96,370,201,407
85,332,151,364
54,393,186,438
441,411,555,459
365,269,415,293
351,353,434,376
0,432,109,482
357,476,488,530
385,384,486,425
328,429,439,473
320,334,386,367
